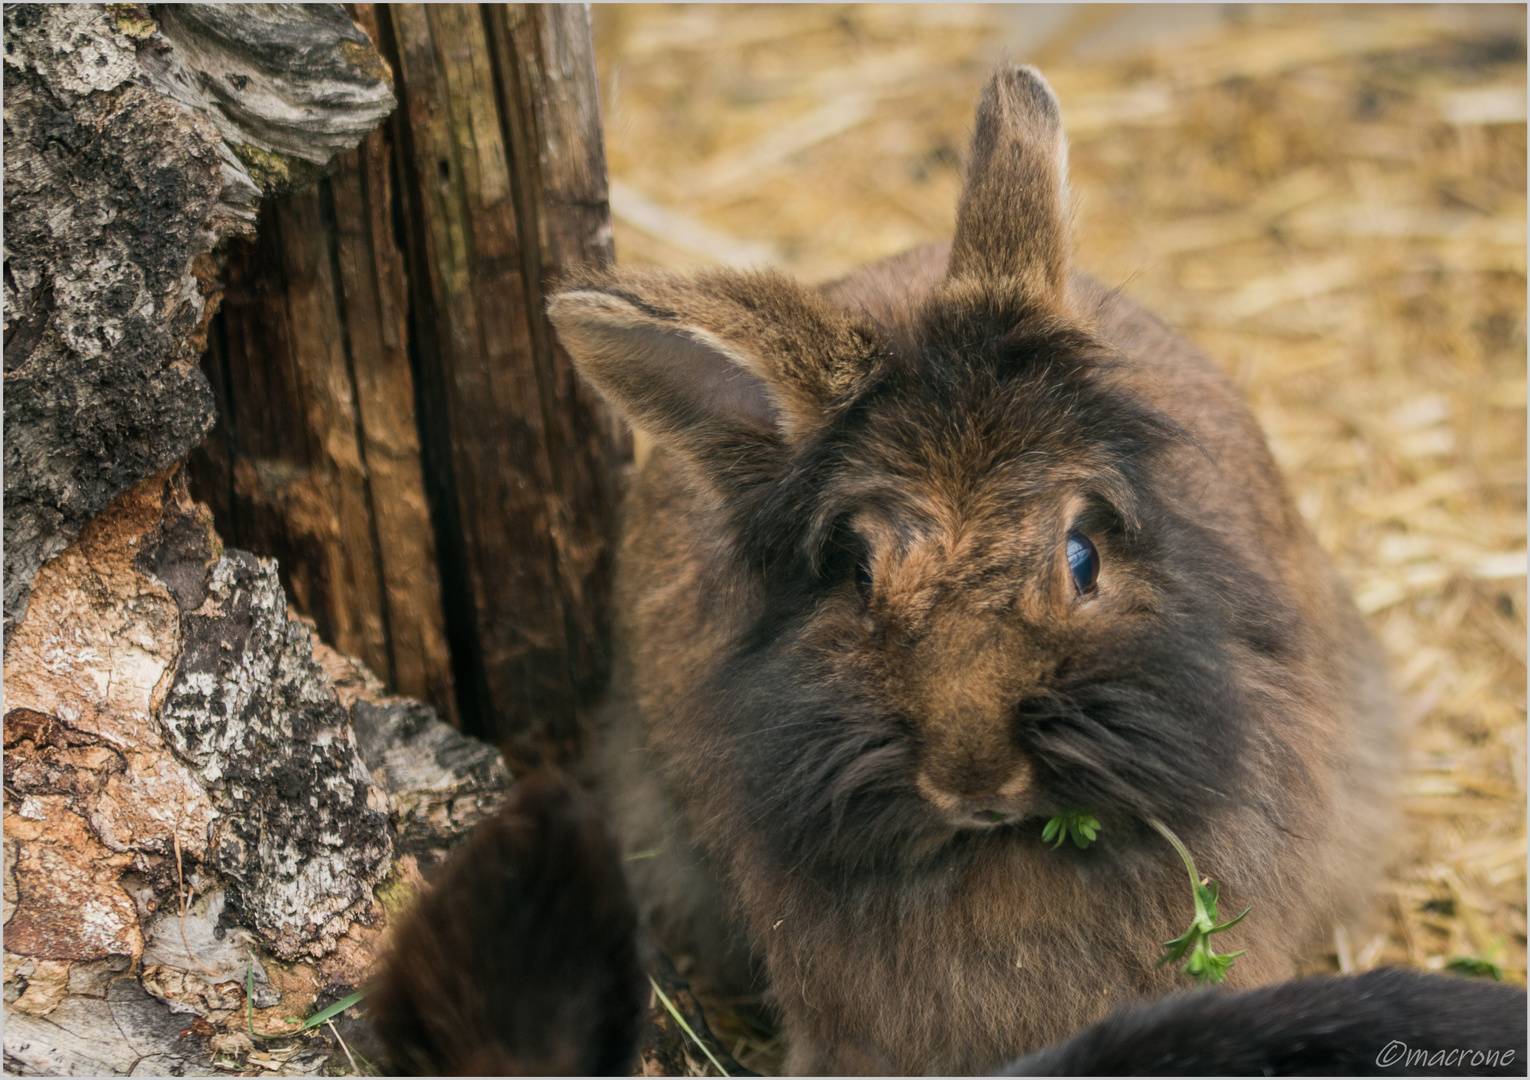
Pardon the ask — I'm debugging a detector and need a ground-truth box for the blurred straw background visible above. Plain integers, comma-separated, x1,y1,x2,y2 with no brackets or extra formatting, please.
591,4,1526,1071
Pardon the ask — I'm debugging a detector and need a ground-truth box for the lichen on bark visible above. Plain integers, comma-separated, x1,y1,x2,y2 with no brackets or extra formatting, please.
2,3,395,643
4,472,508,1075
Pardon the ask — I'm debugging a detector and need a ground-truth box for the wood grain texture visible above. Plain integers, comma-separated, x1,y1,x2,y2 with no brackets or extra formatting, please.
328,128,460,724
189,2,625,747
195,196,391,686
377,2,629,752
277,188,393,680
487,3,631,703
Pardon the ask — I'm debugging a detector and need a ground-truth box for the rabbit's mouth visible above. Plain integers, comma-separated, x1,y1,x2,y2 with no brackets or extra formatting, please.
914,771,1035,830
965,807,1021,827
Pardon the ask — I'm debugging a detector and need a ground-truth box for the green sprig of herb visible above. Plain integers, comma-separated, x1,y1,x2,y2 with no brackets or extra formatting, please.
1041,808,1101,849
1146,816,1250,985
1446,936,1507,982
1040,811,1252,985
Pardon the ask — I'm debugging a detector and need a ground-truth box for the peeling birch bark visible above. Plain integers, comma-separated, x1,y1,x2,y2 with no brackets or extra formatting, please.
3,472,510,1076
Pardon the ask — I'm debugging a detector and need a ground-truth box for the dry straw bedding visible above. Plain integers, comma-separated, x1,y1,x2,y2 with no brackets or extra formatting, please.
593,3,1526,1069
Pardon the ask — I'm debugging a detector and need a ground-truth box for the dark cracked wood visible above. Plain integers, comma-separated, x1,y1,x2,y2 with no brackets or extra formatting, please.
193,3,629,751
386,1,596,755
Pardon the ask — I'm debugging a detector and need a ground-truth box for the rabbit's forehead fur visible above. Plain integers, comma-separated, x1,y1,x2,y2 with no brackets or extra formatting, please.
750,309,1176,602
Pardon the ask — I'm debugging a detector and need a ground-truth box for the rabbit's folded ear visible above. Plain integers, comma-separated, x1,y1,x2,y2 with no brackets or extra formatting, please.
549,267,882,460
944,65,1071,311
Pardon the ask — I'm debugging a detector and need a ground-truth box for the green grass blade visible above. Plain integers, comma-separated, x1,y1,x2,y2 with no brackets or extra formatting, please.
247,950,369,1043
649,976,730,1077
292,988,368,1032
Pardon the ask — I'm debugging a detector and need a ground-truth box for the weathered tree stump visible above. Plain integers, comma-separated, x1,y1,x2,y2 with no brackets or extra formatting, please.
3,5,660,1074
2,2,394,644
1,6,502,1074
190,3,632,751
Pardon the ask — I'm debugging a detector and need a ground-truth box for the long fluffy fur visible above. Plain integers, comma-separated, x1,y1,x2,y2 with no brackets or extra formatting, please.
1003,968,1527,1076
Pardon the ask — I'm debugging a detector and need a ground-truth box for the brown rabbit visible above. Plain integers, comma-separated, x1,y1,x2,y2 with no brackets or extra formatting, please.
550,66,1398,1074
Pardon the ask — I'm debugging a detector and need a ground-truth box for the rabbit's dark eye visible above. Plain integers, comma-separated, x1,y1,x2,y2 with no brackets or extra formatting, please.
855,556,874,598
1066,532,1099,595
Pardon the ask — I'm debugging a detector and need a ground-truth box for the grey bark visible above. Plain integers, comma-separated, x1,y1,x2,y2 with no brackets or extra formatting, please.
147,505,396,963
2,3,395,643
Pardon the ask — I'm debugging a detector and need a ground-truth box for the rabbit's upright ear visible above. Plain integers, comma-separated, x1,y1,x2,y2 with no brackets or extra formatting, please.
944,66,1071,311
549,266,881,469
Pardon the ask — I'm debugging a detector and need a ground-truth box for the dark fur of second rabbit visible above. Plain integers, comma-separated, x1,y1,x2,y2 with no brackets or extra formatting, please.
366,776,644,1076
551,66,1398,1074
1001,967,1527,1077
